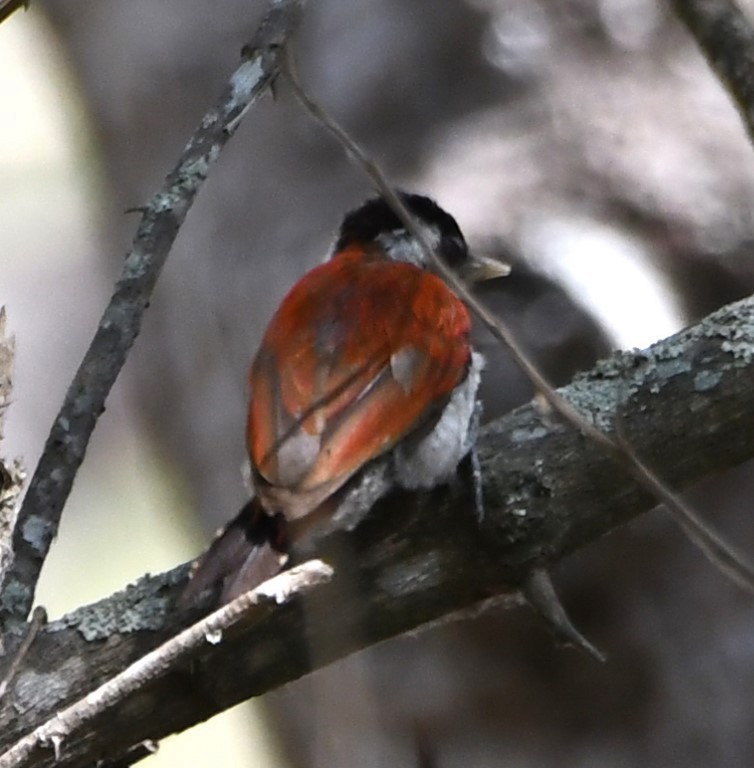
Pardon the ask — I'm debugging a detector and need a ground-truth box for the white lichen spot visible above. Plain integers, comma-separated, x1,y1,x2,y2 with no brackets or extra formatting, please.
201,112,220,130
204,627,223,645
511,426,548,443
148,191,179,214
693,369,723,392
230,58,265,103
21,515,51,553
721,340,754,363
178,155,215,188
511,508,528,517
206,143,221,165
123,253,150,280
49,467,66,483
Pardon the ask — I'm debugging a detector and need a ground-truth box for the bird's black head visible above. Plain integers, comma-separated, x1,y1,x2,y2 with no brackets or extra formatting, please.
334,192,469,273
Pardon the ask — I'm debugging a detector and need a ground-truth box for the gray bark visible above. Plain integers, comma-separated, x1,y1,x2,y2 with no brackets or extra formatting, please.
1,293,753,767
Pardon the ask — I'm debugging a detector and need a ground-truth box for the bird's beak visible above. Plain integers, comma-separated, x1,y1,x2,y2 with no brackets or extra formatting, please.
460,254,511,283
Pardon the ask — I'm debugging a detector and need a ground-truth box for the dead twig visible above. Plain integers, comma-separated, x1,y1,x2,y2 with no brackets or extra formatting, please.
0,560,332,768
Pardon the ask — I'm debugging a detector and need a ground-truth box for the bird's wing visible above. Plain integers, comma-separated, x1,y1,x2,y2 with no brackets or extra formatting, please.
247,250,471,501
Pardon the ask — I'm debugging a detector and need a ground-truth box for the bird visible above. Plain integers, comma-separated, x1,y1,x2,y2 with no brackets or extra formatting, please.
179,192,507,607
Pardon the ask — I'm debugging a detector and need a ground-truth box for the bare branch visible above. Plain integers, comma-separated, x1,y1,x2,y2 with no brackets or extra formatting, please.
0,561,332,768
0,0,29,27
1,293,754,766
671,0,754,142
0,309,24,642
0,0,307,633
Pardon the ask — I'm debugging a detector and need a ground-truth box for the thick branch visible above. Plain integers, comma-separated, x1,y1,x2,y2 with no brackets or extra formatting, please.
0,0,306,632
0,562,332,768
1,294,754,767
671,0,754,141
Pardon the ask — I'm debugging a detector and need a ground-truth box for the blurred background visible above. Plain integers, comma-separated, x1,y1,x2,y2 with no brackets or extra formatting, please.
3,1,754,765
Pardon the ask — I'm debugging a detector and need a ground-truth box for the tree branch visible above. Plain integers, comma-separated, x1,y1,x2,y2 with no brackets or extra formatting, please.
0,0,307,634
671,0,754,143
0,562,332,768
0,0,29,27
0,308,24,656
2,293,754,767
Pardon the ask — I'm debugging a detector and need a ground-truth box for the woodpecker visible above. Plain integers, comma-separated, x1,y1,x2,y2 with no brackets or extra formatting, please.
180,192,506,606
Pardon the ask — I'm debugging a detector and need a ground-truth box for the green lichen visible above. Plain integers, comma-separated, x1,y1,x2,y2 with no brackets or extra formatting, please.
720,340,754,363
559,296,754,429
0,579,32,617
51,566,187,641
694,369,723,392
20,515,54,555
13,662,82,714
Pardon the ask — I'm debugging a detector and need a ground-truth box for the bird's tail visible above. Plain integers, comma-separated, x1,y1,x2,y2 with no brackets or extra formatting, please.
177,498,289,609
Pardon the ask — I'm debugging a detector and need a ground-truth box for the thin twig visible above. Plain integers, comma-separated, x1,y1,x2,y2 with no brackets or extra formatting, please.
0,0,28,26
0,560,333,768
0,0,307,633
283,45,754,594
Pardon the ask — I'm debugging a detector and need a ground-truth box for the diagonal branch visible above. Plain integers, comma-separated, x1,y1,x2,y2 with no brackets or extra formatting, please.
0,0,307,634
671,0,754,143
0,0,29,27
0,308,23,614
1,293,754,767
0,561,332,768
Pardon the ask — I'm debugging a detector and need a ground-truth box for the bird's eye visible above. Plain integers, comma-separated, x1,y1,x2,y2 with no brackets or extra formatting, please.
441,235,468,271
